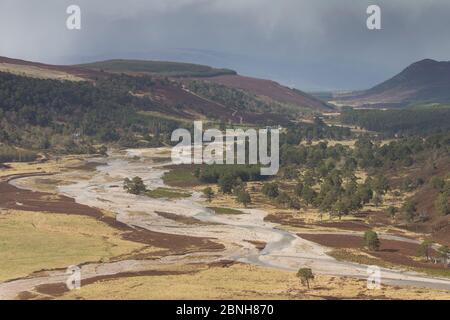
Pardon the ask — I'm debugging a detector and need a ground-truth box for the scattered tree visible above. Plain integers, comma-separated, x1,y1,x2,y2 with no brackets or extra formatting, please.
294,182,304,197
363,230,380,251
372,193,383,207
332,198,350,220
435,193,450,216
218,173,237,194
387,206,398,219
203,187,214,202
98,145,108,156
438,245,449,267
123,176,147,195
282,166,298,180
301,186,317,206
402,200,417,222
430,177,445,191
236,189,252,207
417,240,433,262
297,268,315,289
372,175,389,195
262,182,279,198
357,184,373,205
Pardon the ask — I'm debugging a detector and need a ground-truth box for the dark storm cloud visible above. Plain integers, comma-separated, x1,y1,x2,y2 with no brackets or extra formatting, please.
1,0,449,90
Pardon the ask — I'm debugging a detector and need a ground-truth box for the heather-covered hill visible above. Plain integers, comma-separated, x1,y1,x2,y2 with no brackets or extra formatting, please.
334,59,450,108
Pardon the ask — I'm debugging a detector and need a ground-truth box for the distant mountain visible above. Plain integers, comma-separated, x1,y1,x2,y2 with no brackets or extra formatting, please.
333,59,450,108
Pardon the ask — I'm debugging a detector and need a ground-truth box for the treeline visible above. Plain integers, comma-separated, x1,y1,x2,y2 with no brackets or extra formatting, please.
281,117,352,144
281,133,449,172
340,107,450,136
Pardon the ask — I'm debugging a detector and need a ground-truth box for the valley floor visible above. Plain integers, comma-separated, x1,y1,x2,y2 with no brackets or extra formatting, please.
1,148,450,300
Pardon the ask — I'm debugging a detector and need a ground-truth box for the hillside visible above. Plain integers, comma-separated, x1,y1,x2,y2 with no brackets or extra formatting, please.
76,59,237,78
0,56,318,154
0,56,102,81
188,74,333,112
334,59,450,108
77,59,332,112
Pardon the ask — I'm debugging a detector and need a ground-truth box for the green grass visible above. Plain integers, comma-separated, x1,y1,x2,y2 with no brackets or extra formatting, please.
208,207,245,215
162,168,201,188
0,211,142,282
146,187,191,199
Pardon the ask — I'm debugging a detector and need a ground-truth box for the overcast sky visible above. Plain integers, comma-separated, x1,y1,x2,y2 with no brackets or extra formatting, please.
0,0,449,91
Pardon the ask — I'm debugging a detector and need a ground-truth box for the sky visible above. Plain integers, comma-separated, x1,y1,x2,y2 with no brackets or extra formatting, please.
0,0,449,91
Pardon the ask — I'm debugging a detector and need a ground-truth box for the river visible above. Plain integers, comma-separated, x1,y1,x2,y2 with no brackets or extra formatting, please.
6,147,450,294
